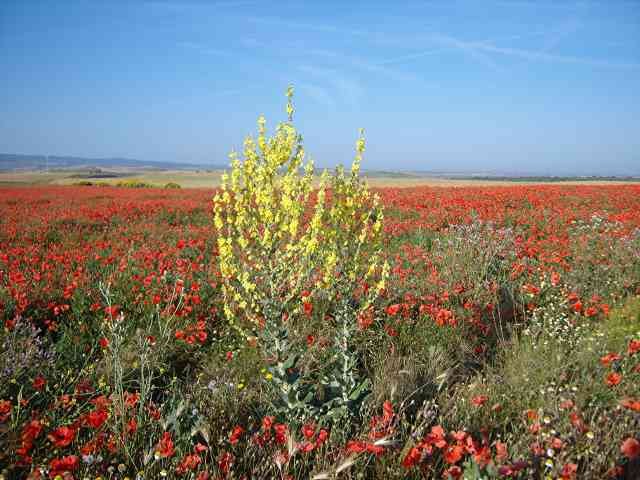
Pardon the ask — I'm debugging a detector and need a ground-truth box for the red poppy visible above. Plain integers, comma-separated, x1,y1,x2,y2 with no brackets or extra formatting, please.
530,442,544,456
303,301,312,316
176,453,201,474
47,426,76,448
382,401,394,422
316,428,328,446
23,419,43,442
522,284,540,295
560,463,578,480
301,423,315,440
567,292,579,303
426,425,447,449
32,376,46,391
218,451,234,475
357,309,374,330
104,305,120,317
495,441,508,462
148,403,161,420
445,465,463,479
85,409,108,429
402,446,422,468
261,416,274,431
366,443,385,456
48,455,78,478
435,308,455,327
444,444,464,464
473,446,492,467
620,398,640,412
124,391,140,408
126,418,137,434
91,395,110,410
345,440,367,454
298,441,315,453
600,353,621,366
584,306,598,317
559,399,574,410
229,425,244,445
384,324,398,337
156,431,175,458
0,400,11,422
386,304,401,316
628,339,640,356
620,437,640,459
471,395,488,407
274,424,288,444
605,372,622,387
568,411,587,432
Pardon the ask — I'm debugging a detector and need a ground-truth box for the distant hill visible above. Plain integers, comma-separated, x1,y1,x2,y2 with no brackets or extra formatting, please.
411,169,640,179
0,153,222,171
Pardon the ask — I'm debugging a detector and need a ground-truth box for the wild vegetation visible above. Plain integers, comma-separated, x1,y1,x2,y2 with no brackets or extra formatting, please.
1,91,639,479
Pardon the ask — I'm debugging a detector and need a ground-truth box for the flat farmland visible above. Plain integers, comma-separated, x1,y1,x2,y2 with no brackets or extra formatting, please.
1,168,638,189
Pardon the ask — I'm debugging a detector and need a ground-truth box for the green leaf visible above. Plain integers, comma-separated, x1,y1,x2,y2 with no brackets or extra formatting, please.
348,378,371,402
282,354,299,371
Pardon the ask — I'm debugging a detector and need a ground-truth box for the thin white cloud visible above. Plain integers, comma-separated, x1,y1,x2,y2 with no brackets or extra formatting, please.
245,16,422,48
296,83,337,110
432,34,504,71
298,65,364,108
379,31,548,66
379,48,447,66
473,41,640,68
307,49,427,86
379,31,640,70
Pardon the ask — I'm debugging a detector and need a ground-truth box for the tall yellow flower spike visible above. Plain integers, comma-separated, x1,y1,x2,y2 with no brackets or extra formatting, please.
213,86,388,335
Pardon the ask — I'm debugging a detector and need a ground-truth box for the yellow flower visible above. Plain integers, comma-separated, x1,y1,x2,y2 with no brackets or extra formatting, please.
213,86,387,340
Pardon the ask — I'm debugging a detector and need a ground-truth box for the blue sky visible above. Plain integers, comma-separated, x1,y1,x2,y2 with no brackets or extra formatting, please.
1,0,639,175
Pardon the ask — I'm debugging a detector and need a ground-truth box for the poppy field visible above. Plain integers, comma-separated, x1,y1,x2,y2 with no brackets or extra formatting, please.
1,179,639,480
1,94,640,480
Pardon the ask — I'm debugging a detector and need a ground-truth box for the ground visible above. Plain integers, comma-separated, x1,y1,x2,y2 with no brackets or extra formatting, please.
1,168,638,188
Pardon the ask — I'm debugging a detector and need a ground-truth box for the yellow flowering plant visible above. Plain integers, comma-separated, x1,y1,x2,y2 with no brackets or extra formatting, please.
213,86,388,423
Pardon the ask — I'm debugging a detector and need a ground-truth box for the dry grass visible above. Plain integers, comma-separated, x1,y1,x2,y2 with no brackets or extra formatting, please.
0,169,637,188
